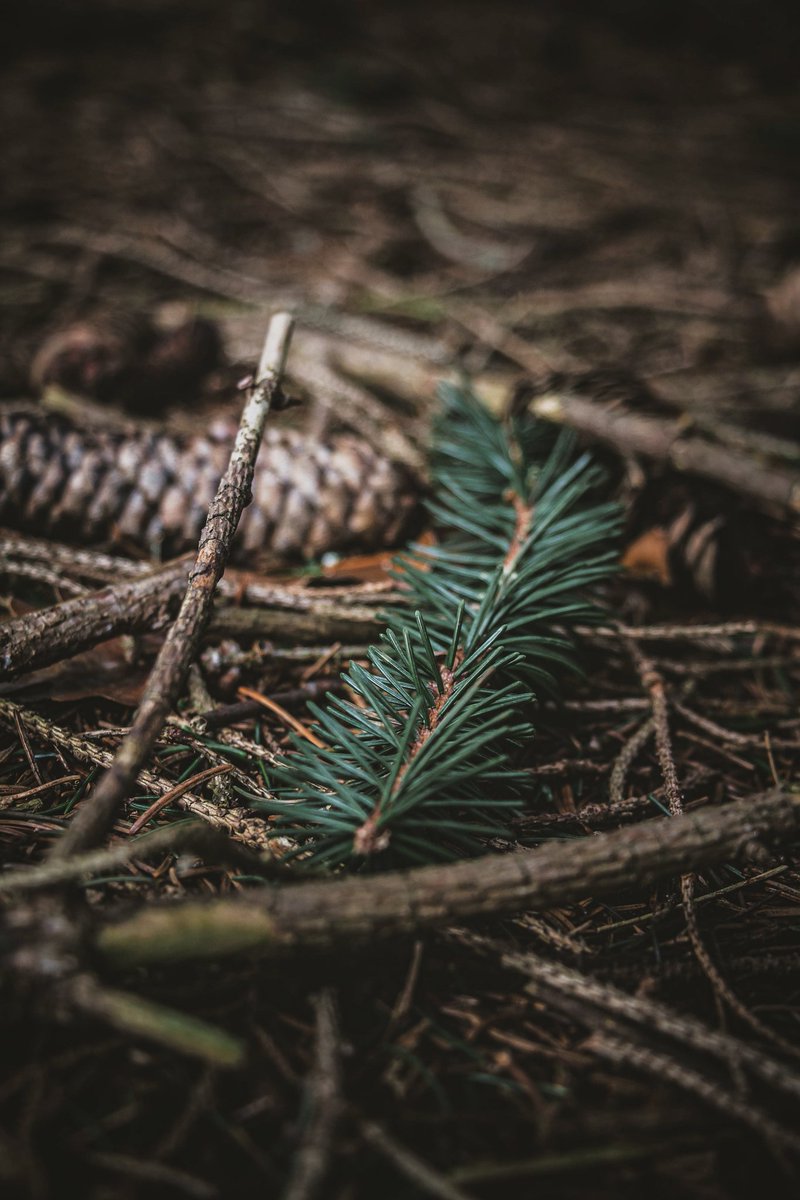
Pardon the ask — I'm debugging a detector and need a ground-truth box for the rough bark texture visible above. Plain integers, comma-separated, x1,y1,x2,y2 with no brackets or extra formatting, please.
97,789,800,964
0,558,191,677
0,552,379,678
51,315,295,859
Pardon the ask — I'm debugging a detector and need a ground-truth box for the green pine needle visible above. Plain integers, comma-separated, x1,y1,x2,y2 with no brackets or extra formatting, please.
247,384,621,868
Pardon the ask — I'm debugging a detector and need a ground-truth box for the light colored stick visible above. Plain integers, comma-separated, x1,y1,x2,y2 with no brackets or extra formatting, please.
50,313,294,860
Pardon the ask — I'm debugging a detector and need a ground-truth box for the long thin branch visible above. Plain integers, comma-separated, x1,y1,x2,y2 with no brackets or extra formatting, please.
0,697,273,848
627,637,800,1057
531,390,800,516
359,1120,476,1200
459,934,800,1103
50,312,294,860
69,975,245,1068
1,528,396,608
588,1032,800,1157
0,819,274,894
457,933,800,1158
96,789,800,965
0,531,150,585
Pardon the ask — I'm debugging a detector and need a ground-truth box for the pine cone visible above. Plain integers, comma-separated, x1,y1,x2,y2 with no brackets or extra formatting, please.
29,314,223,412
29,313,158,400
0,409,419,561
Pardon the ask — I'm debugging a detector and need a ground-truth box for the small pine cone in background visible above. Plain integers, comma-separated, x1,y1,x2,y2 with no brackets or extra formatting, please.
0,409,420,561
30,313,223,412
621,481,800,613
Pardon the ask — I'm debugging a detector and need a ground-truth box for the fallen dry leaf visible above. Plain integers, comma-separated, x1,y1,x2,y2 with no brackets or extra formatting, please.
0,637,153,707
621,527,672,585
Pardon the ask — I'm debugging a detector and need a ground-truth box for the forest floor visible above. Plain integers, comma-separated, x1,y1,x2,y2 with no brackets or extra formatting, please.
2,3,800,1197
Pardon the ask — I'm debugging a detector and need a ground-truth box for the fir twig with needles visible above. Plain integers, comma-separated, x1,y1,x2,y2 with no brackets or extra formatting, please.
259,385,621,866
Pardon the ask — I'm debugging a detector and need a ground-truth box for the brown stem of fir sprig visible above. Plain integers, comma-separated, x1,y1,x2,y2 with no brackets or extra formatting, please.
351,486,534,856
353,651,464,856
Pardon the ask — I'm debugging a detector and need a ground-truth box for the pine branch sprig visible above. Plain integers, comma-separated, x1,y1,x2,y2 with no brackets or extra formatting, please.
249,385,621,868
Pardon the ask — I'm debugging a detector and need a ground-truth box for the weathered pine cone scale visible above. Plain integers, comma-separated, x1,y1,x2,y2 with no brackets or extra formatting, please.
0,409,419,561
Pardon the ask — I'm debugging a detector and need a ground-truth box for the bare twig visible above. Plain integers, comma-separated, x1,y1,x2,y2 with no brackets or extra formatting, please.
593,620,800,644
208,601,377,644
588,1032,800,1157
531,390,800,516
673,702,756,748
514,791,664,834
282,989,342,1200
0,774,80,809
460,935,800,1103
0,556,379,682
626,639,798,1057
608,716,655,804
1,527,395,609
85,1153,217,1200
0,530,150,586
0,561,379,686
593,864,788,932
0,558,191,678
360,1119,477,1200
50,313,294,860
69,975,245,1069
0,560,88,596
0,818,275,894
627,642,683,815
